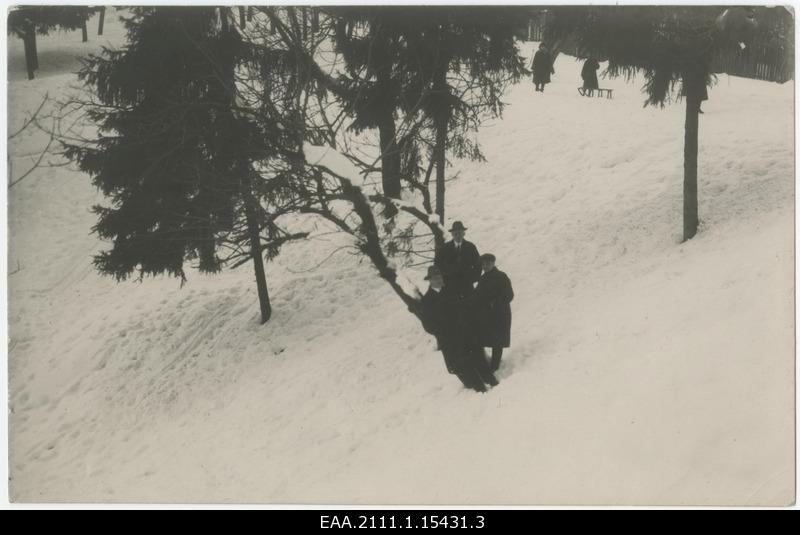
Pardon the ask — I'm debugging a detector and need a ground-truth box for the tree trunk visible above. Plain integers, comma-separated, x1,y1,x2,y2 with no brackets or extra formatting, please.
243,180,272,324
239,7,246,28
30,29,38,70
377,104,401,200
81,19,88,42
247,7,253,22
433,53,449,224
434,115,447,224
683,71,701,241
312,10,319,34
97,7,106,36
23,27,36,80
339,179,423,320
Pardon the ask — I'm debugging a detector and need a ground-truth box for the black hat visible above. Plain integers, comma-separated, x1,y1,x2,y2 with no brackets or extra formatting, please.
449,221,467,232
480,253,496,263
424,266,443,280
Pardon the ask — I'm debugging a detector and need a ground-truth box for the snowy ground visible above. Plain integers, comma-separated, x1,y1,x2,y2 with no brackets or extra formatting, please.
5,13,795,505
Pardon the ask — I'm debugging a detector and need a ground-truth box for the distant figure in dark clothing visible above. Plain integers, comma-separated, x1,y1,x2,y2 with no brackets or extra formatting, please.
472,254,514,373
420,266,498,392
581,58,600,92
434,221,481,300
532,42,555,92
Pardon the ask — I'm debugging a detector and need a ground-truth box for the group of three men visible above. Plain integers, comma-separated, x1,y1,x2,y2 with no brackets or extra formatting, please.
420,221,514,393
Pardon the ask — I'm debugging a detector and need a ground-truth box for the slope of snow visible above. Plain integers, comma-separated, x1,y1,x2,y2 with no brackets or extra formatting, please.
6,21,795,505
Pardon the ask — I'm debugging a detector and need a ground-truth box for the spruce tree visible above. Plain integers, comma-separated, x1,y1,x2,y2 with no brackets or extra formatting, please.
546,6,789,241
325,7,527,230
326,8,406,200
64,7,287,323
409,7,528,225
263,7,527,309
8,6,91,79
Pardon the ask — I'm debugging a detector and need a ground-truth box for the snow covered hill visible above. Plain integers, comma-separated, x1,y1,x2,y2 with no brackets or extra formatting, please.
6,14,795,505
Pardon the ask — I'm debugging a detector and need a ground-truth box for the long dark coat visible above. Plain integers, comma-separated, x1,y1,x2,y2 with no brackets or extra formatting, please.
421,285,499,391
581,58,600,90
532,50,554,84
421,287,454,339
420,286,468,374
434,240,481,299
472,267,514,348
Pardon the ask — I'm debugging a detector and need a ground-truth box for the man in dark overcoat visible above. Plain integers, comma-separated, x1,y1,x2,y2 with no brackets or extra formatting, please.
581,57,600,91
420,266,460,375
420,266,494,392
532,42,555,92
472,253,514,372
434,221,482,300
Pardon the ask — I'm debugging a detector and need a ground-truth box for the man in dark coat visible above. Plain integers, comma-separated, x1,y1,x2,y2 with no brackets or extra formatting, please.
472,253,514,372
581,57,600,91
420,266,461,375
420,266,496,392
532,42,555,92
433,221,482,300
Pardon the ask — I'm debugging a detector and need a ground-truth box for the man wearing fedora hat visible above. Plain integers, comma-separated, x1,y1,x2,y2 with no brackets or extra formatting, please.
472,253,514,372
420,266,459,374
434,220,482,300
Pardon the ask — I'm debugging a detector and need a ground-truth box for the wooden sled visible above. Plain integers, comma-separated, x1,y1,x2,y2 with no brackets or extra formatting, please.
578,87,613,99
